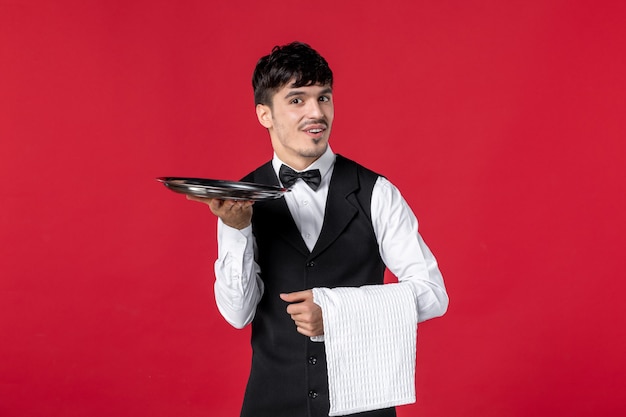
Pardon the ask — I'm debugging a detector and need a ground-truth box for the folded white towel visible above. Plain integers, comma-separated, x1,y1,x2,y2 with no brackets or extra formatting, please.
312,283,418,416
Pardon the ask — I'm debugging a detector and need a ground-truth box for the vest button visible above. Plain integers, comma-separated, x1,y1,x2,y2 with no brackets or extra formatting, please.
306,261,315,267
308,390,318,399
308,356,317,365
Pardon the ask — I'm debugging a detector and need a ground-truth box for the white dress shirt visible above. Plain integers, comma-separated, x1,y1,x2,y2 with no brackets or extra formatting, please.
213,145,448,329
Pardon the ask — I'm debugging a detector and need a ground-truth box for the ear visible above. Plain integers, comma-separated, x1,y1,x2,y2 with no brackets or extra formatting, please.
256,104,273,129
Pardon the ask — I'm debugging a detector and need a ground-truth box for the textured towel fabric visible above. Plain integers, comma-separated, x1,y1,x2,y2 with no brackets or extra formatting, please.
312,283,418,416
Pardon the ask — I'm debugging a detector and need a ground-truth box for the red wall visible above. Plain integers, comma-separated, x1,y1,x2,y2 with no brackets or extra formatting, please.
1,1,625,416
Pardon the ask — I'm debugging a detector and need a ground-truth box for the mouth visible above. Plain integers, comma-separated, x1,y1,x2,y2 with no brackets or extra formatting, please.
302,123,328,137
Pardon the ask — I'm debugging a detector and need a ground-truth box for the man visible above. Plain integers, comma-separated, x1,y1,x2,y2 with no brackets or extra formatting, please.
189,42,448,417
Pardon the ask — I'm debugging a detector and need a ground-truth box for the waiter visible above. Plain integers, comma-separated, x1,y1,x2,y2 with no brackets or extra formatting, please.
189,41,448,417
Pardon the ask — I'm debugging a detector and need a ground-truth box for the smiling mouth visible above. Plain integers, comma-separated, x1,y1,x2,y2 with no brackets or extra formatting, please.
302,122,328,135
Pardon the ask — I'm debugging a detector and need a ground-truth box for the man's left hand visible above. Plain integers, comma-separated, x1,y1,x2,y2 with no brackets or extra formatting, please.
280,290,324,337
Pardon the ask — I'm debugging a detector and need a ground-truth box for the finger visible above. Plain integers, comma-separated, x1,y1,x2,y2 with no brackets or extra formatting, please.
294,321,313,332
209,199,230,212
292,315,316,327
219,199,253,212
286,304,306,315
295,326,312,337
280,290,312,303
287,302,318,318
223,200,238,209
231,200,254,210
293,320,322,337
186,195,214,204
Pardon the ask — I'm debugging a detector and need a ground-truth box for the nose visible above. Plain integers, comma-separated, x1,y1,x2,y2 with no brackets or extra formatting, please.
306,99,324,119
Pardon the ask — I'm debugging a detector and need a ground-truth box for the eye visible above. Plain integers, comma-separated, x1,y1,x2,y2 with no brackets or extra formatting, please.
319,96,330,102
290,98,303,104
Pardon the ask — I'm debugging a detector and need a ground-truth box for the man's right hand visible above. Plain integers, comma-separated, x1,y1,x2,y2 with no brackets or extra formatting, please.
187,196,254,230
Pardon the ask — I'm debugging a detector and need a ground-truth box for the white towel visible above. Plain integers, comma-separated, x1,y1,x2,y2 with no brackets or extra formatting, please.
312,283,418,416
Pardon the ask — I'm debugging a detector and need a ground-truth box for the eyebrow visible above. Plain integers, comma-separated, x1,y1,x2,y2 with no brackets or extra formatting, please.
283,87,333,99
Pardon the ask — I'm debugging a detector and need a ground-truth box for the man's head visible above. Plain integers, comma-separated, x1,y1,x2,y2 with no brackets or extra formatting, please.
253,42,335,170
252,42,333,107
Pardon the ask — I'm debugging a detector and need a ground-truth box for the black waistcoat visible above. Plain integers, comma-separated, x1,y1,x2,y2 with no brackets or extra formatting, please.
238,155,396,417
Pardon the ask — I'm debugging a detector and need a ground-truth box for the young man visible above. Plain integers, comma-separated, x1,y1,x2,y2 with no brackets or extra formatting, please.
189,42,448,417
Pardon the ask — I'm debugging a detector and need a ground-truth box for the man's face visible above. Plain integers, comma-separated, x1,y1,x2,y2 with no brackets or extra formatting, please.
256,82,334,170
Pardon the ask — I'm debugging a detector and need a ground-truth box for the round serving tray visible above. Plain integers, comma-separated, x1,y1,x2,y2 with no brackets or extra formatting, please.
157,177,289,201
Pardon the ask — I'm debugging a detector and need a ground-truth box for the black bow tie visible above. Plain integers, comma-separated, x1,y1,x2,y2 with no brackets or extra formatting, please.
279,164,322,191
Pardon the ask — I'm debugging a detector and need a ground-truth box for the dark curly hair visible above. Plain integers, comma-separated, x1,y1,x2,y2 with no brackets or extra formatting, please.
252,42,333,107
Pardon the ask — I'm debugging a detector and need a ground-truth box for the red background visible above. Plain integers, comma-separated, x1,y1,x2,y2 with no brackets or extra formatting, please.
1,1,625,416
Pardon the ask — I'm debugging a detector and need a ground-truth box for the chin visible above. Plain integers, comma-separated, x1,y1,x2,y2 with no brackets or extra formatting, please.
301,143,328,158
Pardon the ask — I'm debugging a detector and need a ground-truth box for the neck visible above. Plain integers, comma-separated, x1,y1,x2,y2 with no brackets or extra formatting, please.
274,145,328,171
281,157,319,171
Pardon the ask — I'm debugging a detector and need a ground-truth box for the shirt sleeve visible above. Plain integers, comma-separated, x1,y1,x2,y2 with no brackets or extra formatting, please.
213,219,264,329
371,176,449,323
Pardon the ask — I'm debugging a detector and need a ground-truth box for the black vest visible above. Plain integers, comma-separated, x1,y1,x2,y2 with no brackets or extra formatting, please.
239,155,396,417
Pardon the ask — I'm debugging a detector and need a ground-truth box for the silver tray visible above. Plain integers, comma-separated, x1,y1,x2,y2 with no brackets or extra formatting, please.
157,177,289,201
